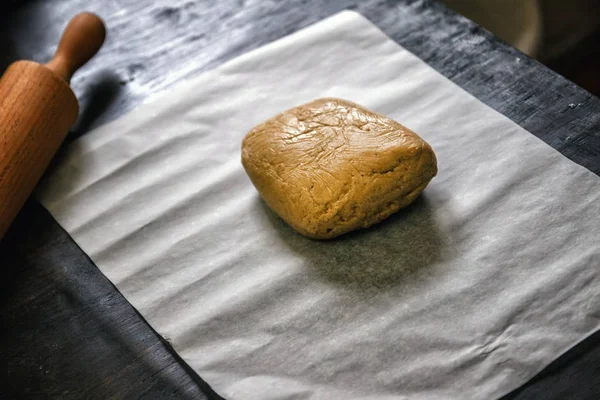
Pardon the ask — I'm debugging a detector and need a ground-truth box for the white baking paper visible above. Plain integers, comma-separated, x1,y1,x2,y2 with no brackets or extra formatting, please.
38,11,600,400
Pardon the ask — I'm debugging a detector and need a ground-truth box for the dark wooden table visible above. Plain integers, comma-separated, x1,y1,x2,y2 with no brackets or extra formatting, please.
1,1,599,399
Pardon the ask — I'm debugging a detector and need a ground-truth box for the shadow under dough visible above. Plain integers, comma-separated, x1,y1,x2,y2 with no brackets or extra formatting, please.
257,193,445,290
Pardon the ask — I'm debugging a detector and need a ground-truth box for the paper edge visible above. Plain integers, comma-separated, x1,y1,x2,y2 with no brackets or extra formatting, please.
37,9,600,400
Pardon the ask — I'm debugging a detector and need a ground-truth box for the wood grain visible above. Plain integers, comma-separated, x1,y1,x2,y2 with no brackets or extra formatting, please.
45,12,106,83
0,62,78,238
0,12,104,239
0,1,598,399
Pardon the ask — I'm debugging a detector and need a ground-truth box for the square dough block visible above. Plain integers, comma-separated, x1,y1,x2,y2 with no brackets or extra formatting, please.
242,98,437,239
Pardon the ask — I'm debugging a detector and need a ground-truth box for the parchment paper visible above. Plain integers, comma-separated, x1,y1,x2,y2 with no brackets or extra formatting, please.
38,11,600,400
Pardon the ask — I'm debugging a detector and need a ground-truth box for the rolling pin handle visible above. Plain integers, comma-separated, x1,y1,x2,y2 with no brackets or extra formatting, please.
45,12,106,83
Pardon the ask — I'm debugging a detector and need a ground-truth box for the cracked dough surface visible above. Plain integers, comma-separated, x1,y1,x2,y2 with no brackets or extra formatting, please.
241,98,437,239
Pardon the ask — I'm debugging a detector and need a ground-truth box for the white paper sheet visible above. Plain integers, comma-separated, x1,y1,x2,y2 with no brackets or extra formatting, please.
38,11,600,400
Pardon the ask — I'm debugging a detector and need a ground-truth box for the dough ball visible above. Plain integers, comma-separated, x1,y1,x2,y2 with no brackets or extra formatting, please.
241,98,437,239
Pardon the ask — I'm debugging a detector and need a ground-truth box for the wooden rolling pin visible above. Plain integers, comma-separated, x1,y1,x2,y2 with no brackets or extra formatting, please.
0,12,105,239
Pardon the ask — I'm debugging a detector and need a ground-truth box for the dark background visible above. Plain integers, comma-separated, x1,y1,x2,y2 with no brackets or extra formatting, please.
1,1,599,399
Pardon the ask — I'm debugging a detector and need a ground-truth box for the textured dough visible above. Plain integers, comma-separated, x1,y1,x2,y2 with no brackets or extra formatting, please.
242,98,437,239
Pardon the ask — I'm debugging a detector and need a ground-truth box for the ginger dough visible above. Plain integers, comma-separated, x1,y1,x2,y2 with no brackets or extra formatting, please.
241,98,437,239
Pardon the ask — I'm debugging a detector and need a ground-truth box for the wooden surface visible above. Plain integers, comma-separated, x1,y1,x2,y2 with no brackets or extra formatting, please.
1,1,599,399
0,62,78,239
0,13,104,239
45,13,106,83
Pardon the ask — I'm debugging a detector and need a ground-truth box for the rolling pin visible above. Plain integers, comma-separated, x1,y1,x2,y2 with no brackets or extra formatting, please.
0,12,105,239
